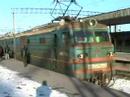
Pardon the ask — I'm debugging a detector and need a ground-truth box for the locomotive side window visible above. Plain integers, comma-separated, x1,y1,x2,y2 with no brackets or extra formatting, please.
39,37,46,44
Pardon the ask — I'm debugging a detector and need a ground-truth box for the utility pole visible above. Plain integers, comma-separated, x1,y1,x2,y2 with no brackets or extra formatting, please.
12,12,16,59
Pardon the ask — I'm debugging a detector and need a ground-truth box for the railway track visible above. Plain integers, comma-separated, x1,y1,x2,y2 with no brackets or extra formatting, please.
71,78,130,97
115,70,130,77
113,61,130,78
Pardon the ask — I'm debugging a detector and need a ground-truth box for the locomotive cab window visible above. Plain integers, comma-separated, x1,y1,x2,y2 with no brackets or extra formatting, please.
95,31,110,43
74,31,94,43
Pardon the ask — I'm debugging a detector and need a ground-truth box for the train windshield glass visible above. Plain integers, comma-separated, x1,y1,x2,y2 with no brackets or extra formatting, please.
74,31,94,43
95,31,110,43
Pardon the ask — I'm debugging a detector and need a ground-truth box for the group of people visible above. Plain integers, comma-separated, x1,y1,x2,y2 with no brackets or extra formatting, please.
0,45,11,60
0,44,30,66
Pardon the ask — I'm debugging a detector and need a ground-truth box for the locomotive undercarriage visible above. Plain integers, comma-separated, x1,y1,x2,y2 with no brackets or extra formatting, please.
85,62,113,86
87,71,112,86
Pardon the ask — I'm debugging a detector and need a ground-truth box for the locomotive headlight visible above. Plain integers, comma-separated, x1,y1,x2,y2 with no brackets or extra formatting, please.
79,19,83,22
59,19,65,26
78,54,84,59
77,53,88,59
108,52,113,56
88,19,97,26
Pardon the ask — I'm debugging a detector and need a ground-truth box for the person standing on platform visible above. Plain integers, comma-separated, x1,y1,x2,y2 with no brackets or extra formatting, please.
22,45,30,67
5,45,10,60
36,81,52,97
0,46,4,58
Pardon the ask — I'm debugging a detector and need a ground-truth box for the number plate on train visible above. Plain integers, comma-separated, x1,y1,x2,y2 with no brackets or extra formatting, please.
88,63,107,69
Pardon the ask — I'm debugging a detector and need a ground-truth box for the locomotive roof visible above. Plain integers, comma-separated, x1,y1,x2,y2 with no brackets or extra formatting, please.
0,22,60,40
0,19,107,40
21,22,60,36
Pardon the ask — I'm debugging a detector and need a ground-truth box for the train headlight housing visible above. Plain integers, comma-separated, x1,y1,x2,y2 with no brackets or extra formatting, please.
77,53,88,59
88,19,97,26
108,52,113,56
78,54,84,59
59,19,65,26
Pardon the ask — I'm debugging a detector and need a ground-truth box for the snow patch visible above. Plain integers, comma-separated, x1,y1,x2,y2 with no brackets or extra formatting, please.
110,78,130,94
0,65,68,97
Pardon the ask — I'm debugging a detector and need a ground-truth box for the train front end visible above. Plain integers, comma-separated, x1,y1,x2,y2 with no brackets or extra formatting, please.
69,20,114,85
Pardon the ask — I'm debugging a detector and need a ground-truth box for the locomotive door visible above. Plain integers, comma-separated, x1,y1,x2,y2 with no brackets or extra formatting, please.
20,36,27,48
52,31,70,73
59,31,70,73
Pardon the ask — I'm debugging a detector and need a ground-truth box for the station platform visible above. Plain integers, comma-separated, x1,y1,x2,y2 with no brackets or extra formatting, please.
0,59,130,97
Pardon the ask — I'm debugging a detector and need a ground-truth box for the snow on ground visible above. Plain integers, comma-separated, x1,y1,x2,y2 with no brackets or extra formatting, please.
1,62,130,97
110,77,130,94
0,65,68,97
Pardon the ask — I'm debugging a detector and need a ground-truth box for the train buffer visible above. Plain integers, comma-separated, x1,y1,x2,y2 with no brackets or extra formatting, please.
114,52,130,62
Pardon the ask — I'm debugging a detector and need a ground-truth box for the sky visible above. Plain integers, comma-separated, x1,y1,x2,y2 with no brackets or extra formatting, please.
0,0,130,34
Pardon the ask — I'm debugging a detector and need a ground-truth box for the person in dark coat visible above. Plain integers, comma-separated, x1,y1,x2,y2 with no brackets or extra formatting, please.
22,45,30,67
0,46,4,58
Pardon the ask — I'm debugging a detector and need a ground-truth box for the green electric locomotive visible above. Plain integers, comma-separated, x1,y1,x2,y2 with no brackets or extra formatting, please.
0,18,114,86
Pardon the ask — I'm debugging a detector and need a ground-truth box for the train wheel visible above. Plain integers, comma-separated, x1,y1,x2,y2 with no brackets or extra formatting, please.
94,71,112,86
101,72,112,86
95,80,98,85
100,61,113,86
